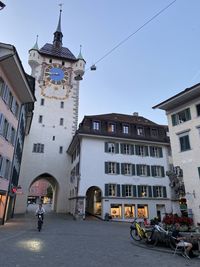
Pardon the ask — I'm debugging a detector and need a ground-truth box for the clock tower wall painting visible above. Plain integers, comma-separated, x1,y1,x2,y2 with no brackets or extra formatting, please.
14,9,85,214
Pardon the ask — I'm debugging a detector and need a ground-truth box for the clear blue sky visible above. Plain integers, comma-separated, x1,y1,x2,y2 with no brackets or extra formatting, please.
1,0,200,125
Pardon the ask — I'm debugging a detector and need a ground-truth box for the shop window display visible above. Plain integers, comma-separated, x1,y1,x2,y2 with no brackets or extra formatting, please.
110,204,122,218
124,205,135,219
137,204,148,218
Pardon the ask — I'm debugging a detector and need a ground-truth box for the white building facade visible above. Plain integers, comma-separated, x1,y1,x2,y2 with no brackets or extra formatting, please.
15,9,85,214
68,113,174,222
153,84,200,224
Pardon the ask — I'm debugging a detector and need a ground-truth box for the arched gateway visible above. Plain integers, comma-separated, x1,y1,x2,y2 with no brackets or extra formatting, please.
14,8,85,215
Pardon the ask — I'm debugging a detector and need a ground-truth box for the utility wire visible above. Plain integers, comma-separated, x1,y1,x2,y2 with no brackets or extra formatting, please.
87,0,177,71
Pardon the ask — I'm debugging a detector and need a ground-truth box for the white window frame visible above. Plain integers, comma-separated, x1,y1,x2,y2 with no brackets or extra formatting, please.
123,125,129,134
108,162,117,174
93,121,100,130
108,184,117,196
125,185,132,197
124,163,132,175
108,143,115,153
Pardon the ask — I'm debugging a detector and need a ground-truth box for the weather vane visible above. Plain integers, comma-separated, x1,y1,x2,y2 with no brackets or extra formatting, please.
59,3,63,12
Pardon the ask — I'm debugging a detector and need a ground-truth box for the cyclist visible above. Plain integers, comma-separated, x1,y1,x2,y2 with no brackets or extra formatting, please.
35,203,45,222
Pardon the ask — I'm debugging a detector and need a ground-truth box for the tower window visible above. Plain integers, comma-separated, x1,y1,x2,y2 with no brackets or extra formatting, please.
41,98,45,106
49,59,52,63
59,146,63,154
60,101,64,108
52,136,55,141
60,118,64,125
62,61,65,66
38,115,43,123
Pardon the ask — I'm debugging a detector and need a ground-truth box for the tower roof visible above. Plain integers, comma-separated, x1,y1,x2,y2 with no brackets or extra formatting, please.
30,35,39,51
53,7,63,49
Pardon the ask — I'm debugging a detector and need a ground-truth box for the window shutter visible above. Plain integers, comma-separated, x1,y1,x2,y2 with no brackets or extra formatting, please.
133,185,137,197
1,158,6,178
137,186,142,197
132,164,135,176
147,165,150,176
150,146,153,157
105,162,109,174
131,145,134,155
115,143,119,153
145,146,149,156
120,143,124,154
171,114,177,126
159,147,163,158
105,184,109,196
121,163,125,174
11,99,16,114
186,108,191,120
122,185,126,197
148,186,152,197
198,167,200,178
135,145,139,155
117,184,120,197
0,113,4,135
151,166,155,177
116,163,120,174
153,186,157,197
7,124,11,142
136,164,140,175
105,142,108,152
163,187,167,198
161,166,165,177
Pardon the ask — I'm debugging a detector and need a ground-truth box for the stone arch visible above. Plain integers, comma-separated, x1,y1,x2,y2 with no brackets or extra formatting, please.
28,173,59,212
85,186,102,217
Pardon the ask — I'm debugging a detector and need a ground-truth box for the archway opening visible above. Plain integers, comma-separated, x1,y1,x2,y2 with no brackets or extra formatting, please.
85,186,102,217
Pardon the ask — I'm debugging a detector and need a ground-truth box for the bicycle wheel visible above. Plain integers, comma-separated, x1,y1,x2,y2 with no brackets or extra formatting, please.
148,231,158,246
130,228,142,241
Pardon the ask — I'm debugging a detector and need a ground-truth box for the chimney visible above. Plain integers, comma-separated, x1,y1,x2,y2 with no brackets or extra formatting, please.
133,112,139,116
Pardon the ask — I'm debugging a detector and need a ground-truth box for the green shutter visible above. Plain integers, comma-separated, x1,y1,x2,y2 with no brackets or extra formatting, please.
151,166,155,177
150,146,153,157
159,147,163,158
131,145,134,155
105,184,109,196
132,164,135,176
163,187,167,198
171,114,177,126
145,146,149,156
121,163,125,174
120,143,124,154
148,186,152,197
136,164,140,175
138,186,142,197
185,108,191,120
198,167,200,178
161,166,165,177
122,185,126,197
116,163,120,174
105,162,109,174
147,165,150,176
135,145,139,155
153,186,157,197
0,114,4,135
117,184,120,197
133,185,137,197
115,143,119,153
105,142,108,152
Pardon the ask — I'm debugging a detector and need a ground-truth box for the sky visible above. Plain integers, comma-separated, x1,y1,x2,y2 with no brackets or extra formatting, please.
1,0,200,125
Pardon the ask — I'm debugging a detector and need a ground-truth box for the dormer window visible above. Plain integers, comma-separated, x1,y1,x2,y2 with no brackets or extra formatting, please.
123,125,129,134
151,128,158,137
93,121,100,131
108,123,116,133
137,126,144,136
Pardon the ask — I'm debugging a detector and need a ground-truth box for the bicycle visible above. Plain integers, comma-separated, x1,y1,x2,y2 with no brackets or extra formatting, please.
130,218,152,242
149,224,176,248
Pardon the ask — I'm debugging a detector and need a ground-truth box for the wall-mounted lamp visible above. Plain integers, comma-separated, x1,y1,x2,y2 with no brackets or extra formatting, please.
0,1,5,10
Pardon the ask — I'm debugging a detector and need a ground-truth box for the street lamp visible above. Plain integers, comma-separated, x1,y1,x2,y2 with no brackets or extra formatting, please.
0,1,5,10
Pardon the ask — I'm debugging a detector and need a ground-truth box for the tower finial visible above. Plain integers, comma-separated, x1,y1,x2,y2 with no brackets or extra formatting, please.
77,45,84,60
30,34,39,51
53,4,63,48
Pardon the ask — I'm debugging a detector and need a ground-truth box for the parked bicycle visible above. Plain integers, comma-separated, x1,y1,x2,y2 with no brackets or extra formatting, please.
130,218,152,243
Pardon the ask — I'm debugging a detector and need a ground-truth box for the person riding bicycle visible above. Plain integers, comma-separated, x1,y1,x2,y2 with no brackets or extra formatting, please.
35,203,45,222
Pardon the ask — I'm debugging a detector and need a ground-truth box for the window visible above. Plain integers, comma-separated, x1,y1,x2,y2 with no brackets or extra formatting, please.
8,92,13,109
153,186,167,198
124,205,135,219
140,185,148,197
110,204,122,218
171,108,191,126
151,128,158,137
32,143,44,153
93,121,100,130
60,101,64,108
108,123,116,133
41,98,45,106
59,146,63,154
49,59,52,63
3,118,9,139
52,136,55,141
149,146,163,157
108,184,117,196
137,204,148,218
0,77,5,97
0,155,3,176
15,102,19,118
38,115,43,123
10,127,16,145
120,143,134,155
123,125,129,134
105,142,117,153
179,134,191,151
151,166,165,177
137,126,144,136
198,167,200,179
60,118,64,125
105,162,119,174
125,185,132,196
121,163,133,175
136,164,150,176
4,159,11,180
196,104,200,117
135,145,148,156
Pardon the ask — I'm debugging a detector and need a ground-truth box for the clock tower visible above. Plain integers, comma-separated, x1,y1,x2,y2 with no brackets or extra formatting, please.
15,8,85,214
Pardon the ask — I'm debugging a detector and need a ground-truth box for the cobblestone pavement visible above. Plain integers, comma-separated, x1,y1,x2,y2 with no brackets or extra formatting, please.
0,204,200,267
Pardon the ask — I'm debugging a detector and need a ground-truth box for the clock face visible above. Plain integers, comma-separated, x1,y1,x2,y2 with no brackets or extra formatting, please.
41,63,72,100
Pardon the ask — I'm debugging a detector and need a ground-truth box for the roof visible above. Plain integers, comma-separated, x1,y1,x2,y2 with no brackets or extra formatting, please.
153,83,200,111
39,43,77,61
84,113,161,126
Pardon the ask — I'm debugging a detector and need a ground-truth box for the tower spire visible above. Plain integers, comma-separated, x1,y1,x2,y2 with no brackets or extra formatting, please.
53,4,63,49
